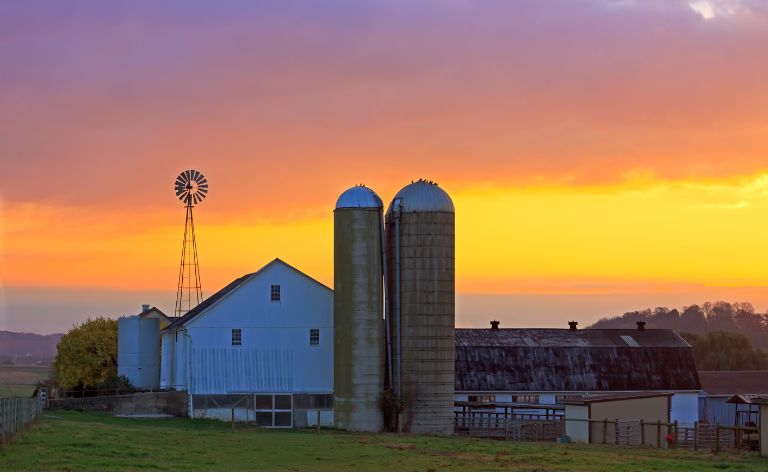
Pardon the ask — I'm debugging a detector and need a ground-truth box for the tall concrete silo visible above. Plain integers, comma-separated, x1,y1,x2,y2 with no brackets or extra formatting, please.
334,185,386,432
385,179,455,434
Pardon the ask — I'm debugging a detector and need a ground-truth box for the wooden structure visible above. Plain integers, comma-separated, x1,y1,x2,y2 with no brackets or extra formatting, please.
455,327,701,423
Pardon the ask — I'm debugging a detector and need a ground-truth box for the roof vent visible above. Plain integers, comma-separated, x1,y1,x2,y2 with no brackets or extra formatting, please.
141,304,150,313
568,321,578,331
490,320,500,330
636,321,646,331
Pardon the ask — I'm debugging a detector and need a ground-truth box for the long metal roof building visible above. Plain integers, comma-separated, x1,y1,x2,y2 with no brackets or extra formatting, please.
455,328,701,392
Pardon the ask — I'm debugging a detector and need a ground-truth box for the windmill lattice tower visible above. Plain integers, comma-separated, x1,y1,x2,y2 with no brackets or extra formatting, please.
174,170,208,317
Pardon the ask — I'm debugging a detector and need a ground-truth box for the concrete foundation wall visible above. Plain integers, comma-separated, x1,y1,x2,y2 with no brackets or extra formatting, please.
49,391,188,417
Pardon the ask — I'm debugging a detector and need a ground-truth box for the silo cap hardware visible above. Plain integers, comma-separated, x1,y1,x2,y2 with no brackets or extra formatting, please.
387,179,454,214
335,185,383,209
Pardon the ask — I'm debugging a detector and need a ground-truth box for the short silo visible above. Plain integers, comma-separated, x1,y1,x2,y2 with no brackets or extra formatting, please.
334,185,386,432
385,179,455,434
118,315,160,389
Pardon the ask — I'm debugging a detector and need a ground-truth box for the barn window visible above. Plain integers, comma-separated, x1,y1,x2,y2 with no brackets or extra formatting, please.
310,328,320,345
253,394,293,428
270,285,281,302
231,329,242,346
513,394,539,404
468,395,495,403
293,394,333,409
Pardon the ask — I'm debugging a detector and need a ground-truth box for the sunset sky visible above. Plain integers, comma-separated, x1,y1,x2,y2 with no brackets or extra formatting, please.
2,0,768,333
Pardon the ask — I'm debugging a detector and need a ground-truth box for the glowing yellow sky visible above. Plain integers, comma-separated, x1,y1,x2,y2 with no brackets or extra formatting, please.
4,172,768,295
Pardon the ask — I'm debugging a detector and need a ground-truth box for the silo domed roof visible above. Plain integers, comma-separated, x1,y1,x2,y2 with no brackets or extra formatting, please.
335,185,383,209
387,179,454,214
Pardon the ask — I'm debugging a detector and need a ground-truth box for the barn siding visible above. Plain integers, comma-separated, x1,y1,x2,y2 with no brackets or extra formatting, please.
189,348,294,394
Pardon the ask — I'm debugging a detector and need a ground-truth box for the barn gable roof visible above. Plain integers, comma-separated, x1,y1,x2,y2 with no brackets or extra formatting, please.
165,258,332,332
455,328,700,393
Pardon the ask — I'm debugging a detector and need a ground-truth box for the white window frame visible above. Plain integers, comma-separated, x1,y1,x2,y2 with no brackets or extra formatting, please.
309,328,320,345
270,284,281,302
231,328,242,346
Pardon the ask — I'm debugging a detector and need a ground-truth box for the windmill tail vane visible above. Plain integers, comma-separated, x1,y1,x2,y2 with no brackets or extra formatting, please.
174,169,207,317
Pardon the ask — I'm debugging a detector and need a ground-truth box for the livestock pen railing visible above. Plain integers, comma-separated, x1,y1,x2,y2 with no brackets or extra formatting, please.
454,413,564,441
0,396,44,444
676,422,759,453
454,413,760,452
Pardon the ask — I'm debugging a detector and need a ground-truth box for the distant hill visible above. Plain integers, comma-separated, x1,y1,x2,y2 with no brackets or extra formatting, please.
0,330,62,365
588,301,768,350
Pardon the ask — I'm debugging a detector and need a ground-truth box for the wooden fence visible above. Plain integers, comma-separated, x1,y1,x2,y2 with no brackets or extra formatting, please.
454,413,760,452
0,396,44,444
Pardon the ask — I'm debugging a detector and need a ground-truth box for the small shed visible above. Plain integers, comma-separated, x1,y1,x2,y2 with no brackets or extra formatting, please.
725,394,761,427
564,392,671,447
137,305,173,329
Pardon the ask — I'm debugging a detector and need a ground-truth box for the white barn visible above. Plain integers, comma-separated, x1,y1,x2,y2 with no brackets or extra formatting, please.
160,258,334,427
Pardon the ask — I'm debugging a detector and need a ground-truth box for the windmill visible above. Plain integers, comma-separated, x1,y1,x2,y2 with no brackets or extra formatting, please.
174,170,208,317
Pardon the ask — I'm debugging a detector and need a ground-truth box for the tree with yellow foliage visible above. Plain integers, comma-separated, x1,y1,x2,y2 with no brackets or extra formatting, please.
54,317,118,390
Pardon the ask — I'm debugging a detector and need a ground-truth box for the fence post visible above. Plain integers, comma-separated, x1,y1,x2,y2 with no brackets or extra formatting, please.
603,419,608,444
673,421,678,449
656,420,661,448
715,424,720,453
231,407,235,430
0,399,5,444
640,419,645,446
316,410,321,434
614,419,620,446
736,426,741,452
693,421,698,451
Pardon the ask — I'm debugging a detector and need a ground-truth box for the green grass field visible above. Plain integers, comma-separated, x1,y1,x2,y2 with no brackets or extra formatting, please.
0,365,51,397
1,411,767,471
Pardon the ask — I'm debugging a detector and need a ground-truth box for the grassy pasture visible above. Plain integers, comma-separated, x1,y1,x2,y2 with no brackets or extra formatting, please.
0,365,51,397
1,411,767,471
